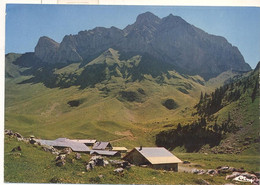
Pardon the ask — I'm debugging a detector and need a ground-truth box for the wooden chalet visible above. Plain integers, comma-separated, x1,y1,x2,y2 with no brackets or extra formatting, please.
123,147,182,171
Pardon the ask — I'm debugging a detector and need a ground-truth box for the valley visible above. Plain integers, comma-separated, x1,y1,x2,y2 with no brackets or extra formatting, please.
4,11,259,184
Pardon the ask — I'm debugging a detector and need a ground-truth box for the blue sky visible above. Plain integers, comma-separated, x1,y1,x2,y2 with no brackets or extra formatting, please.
5,4,260,68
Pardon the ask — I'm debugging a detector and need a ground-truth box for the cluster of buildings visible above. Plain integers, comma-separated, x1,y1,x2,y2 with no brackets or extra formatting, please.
35,137,182,171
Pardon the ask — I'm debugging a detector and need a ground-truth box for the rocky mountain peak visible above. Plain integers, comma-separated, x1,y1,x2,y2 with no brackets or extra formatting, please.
135,11,161,25
161,13,188,27
35,36,59,51
33,12,251,79
34,36,60,63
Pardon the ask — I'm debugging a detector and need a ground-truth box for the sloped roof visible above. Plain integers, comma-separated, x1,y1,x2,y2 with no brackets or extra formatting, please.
92,142,111,150
55,138,69,142
68,142,90,152
36,138,90,152
70,139,96,144
112,147,128,151
133,147,182,164
90,150,119,156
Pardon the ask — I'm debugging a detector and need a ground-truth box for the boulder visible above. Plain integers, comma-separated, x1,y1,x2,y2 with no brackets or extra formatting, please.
241,172,257,179
75,153,81,160
56,154,66,161
17,137,24,141
29,139,36,144
14,132,23,138
5,129,14,136
109,160,130,169
61,148,72,155
11,146,22,152
55,153,67,166
86,163,94,171
206,169,218,176
42,145,57,153
104,160,109,166
192,169,206,175
90,156,105,167
217,166,235,174
226,172,241,180
114,168,124,174
109,160,123,167
56,159,66,167
121,161,131,169
253,172,260,178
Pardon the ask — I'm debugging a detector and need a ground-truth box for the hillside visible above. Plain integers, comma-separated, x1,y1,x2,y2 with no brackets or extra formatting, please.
5,50,209,148
156,63,259,154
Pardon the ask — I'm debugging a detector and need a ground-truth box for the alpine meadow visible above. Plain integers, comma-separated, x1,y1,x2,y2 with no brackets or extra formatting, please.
4,7,260,184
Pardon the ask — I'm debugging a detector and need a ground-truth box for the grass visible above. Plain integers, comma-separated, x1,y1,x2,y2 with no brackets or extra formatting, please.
4,53,259,183
175,152,260,172
5,136,233,184
5,58,208,147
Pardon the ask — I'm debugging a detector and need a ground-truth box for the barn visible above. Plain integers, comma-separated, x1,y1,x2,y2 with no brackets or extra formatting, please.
92,141,112,150
123,147,182,171
90,150,120,157
36,138,91,153
70,139,97,146
112,147,128,153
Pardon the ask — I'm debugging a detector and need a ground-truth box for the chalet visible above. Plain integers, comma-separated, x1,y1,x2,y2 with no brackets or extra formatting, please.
36,138,91,153
90,150,120,157
70,139,97,146
92,141,112,150
123,147,182,171
112,147,128,153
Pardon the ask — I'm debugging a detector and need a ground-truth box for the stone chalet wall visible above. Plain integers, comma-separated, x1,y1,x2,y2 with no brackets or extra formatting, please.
124,149,150,165
152,163,178,171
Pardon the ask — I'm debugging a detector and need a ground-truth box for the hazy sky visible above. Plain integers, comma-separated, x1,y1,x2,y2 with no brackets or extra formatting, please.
5,4,260,68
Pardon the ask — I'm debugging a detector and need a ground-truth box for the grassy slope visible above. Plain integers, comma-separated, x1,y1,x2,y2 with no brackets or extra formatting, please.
5,52,208,148
6,136,255,184
213,87,260,155
4,53,259,183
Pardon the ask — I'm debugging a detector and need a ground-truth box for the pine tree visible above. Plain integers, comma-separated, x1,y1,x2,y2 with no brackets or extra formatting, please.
251,79,259,102
200,92,203,102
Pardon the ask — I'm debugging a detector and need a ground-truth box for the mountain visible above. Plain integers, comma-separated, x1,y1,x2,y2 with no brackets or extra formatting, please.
4,12,257,153
34,12,250,80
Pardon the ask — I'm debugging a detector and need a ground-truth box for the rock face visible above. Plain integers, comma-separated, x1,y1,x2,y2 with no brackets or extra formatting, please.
35,36,60,63
34,12,251,79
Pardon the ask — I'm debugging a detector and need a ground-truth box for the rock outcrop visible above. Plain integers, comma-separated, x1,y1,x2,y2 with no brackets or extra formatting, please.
34,12,251,79
35,36,60,63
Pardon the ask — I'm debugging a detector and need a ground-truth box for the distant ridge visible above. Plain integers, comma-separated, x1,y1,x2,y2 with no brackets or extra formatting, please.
30,12,250,80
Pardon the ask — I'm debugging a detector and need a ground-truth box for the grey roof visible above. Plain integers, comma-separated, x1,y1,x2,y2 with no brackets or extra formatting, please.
90,150,119,156
55,138,69,142
127,147,182,164
92,142,111,150
135,147,174,157
36,138,90,152
70,139,97,144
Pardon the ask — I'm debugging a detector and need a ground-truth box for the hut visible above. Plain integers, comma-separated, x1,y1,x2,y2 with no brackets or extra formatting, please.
90,150,120,157
112,147,128,153
70,139,97,146
123,147,182,171
92,141,112,150
36,138,91,153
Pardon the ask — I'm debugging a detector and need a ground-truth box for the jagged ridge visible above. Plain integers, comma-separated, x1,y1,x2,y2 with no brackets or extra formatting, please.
33,12,251,80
